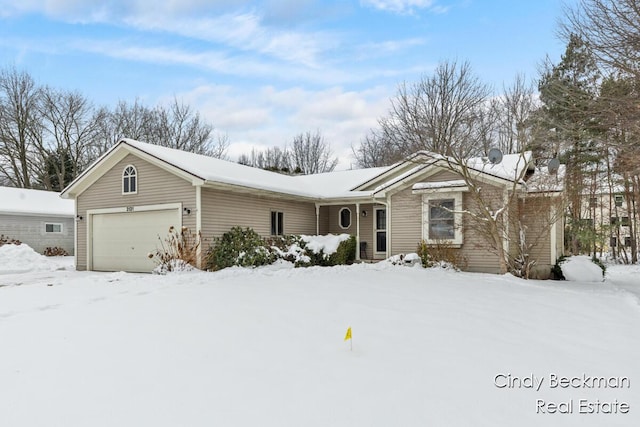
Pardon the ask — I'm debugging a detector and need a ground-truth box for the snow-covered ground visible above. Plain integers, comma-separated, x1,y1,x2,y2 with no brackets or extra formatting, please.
1,246,639,427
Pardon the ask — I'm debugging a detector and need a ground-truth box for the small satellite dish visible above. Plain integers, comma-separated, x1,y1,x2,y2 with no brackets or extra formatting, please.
488,148,503,165
548,158,560,175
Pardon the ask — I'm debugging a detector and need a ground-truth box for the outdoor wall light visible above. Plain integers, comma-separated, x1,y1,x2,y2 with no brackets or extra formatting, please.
183,207,191,215
361,210,367,217
75,215,83,221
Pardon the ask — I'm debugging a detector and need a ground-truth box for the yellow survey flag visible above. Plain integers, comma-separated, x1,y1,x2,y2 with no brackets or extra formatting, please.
344,326,352,341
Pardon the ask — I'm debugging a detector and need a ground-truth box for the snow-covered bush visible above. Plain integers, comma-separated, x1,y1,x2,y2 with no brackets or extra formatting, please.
206,227,275,271
149,226,201,274
553,255,606,282
268,235,311,265
417,240,466,270
206,230,356,271
0,234,21,246
299,234,356,266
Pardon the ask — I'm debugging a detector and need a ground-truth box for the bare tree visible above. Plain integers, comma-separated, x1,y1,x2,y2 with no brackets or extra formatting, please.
238,146,292,173
150,97,228,158
36,87,99,190
494,74,539,155
352,132,405,168
562,0,640,80
353,60,494,167
379,60,493,159
90,97,228,162
289,130,338,174
0,67,42,188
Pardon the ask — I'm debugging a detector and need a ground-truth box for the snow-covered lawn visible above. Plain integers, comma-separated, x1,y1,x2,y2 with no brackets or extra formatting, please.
1,247,639,426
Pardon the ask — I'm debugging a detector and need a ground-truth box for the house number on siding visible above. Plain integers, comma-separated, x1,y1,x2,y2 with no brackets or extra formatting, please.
126,206,134,212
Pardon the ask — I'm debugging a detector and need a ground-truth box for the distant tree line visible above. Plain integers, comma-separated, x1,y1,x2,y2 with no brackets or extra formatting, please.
0,67,229,191
238,130,338,175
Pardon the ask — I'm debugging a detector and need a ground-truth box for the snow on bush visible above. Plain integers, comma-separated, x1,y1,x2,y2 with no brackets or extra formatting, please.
0,243,67,274
152,259,197,275
560,256,605,282
300,234,350,255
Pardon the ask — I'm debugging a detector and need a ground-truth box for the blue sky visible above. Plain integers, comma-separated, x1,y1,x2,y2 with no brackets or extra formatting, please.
0,0,573,168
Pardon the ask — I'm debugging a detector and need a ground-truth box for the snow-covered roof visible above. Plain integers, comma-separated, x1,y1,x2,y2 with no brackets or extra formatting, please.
466,151,534,182
412,180,468,191
0,186,74,217
121,139,390,199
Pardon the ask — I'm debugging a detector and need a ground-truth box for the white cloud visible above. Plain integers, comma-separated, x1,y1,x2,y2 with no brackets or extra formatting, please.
0,1,335,68
360,0,438,14
174,83,392,169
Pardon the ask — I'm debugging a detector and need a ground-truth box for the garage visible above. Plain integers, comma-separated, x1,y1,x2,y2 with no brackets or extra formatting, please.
90,205,181,273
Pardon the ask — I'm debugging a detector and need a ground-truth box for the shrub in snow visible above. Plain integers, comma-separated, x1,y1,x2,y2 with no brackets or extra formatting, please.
267,235,311,265
298,234,356,266
386,253,422,266
148,226,201,274
43,246,69,256
206,227,275,271
0,234,22,246
417,240,466,270
152,259,196,275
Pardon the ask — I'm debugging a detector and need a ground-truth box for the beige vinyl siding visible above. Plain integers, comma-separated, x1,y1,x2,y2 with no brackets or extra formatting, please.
390,177,505,273
200,188,316,251
76,154,196,270
423,169,462,182
390,188,422,255
520,197,557,267
318,206,329,234
459,187,503,273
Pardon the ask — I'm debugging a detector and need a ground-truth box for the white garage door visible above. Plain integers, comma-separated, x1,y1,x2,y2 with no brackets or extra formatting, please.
91,208,180,273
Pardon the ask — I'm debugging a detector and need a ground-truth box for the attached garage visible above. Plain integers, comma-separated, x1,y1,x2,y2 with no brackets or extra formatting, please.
88,204,182,273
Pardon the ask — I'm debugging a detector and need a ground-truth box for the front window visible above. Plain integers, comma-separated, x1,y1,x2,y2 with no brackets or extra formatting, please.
271,211,284,236
615,195,624,207
428,199,455,240
339,207,351,229
45,223,62,233
421,192,463,245
122,165,137,194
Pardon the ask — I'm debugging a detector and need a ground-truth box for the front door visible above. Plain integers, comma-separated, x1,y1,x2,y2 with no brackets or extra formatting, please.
374,207,387,256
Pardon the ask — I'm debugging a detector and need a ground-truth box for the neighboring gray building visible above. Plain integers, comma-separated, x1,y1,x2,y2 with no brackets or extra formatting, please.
0,187,75,255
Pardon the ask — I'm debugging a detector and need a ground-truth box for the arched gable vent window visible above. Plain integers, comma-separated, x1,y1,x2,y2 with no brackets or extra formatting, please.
339,207,351,229
122,165,137,194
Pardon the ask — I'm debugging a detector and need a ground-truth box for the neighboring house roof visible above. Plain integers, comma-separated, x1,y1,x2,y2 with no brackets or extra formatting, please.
0,186,75,217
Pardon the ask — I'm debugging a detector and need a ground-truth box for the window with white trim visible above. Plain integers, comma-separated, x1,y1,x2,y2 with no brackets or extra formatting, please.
122,165,137,194
339,207,351,229
45,223,63,233
422,191,463,245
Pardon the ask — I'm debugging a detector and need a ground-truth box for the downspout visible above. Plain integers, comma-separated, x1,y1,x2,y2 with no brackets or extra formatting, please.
355,202,360,261
550,203,557,264
315,203,320,235
196,185,202,269
503,187,510,263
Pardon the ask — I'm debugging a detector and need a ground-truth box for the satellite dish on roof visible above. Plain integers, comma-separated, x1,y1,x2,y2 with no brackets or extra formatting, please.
548,158,560,175
488,148,503,165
